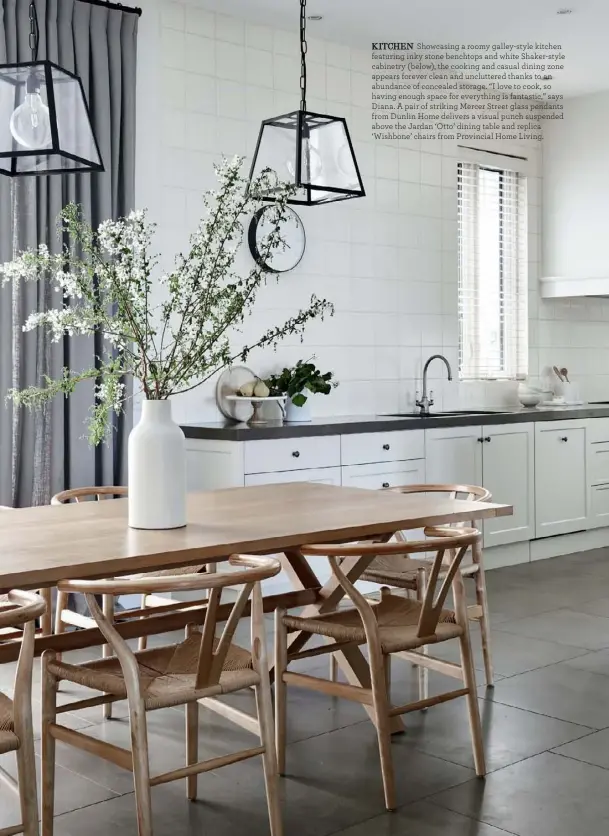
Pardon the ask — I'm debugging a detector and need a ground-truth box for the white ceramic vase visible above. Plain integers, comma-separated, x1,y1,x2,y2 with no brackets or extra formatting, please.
285,392,312,423
128,399,187,529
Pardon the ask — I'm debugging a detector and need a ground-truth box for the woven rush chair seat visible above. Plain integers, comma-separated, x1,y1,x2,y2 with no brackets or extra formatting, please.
0,691,18,754
361,555,479,589
274,530,486,814
47,633,258,711
366,482,495,692
283,592,461,654
51,486,211,722
41,556,284,836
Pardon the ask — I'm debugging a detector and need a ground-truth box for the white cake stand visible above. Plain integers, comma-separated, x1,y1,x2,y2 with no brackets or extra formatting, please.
226,395,286,425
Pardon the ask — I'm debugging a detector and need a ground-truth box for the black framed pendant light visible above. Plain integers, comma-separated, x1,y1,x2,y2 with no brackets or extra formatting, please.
249,0,365,205
0,0,103,176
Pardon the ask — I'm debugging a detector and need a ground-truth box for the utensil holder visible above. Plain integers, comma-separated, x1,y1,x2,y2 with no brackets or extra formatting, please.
554,381,580,403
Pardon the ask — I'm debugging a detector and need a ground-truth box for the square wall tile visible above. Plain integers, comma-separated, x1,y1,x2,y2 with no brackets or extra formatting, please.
215,14,244,45
149,13,565,422
185,7,214,38
216,41,245,82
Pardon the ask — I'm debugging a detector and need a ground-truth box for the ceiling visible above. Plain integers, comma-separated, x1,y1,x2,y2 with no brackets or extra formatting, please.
199,0,609,96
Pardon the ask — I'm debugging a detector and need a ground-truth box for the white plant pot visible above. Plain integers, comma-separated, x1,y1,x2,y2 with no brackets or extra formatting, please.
128,399,187,529
285,393,312,423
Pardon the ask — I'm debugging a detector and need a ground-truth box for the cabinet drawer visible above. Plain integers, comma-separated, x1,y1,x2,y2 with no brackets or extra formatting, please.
589,441,609,485
244,435,340,475
244,466,342,487
341,430,424,466
588,418,609,444
590,483,609,524
342,460,425,491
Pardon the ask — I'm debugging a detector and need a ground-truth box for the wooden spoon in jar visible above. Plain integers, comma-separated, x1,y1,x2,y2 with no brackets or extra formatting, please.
560,367,570,383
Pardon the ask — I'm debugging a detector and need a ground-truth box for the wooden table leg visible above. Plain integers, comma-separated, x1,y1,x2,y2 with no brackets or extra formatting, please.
39,587,53,636
280,549,405,733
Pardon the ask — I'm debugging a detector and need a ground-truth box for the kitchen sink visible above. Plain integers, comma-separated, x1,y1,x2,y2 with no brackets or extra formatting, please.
387,410,508,418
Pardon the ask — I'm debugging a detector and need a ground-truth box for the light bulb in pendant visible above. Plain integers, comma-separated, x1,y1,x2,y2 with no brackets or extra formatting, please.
10,75,51,149
337,143,357,187
286,139,322,182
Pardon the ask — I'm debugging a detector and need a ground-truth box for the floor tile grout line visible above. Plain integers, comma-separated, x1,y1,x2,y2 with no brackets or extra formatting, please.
52,792,136,823
417,795,522,836
491,623,608,653
479,651,602,683
479,691,599,730
322,794,520,836
549,746,609,772
409,724,599,778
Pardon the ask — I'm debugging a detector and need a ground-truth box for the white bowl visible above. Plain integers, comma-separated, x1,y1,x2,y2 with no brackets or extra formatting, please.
519,392,541,407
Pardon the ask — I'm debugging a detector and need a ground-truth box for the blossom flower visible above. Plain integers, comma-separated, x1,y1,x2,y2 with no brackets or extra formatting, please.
2,156,334,444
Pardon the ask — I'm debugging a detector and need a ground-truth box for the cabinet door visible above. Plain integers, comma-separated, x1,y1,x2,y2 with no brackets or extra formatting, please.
425,426,483,487
482,423,535,547
535,421,588,538
342,460,425,491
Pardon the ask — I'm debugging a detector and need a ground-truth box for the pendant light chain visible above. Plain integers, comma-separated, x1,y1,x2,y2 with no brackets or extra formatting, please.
247,0,365,204
28,1,39,62
299,0,307,111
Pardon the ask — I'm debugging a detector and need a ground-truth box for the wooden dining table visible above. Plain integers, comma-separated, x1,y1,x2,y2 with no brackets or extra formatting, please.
0,482,511,731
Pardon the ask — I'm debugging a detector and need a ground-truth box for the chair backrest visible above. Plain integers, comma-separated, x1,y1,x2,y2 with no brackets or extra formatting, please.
51,486,128,505
301,529,480,639
388,483,491,502
387,483,490,539
57,555,281,690
0,590,46,630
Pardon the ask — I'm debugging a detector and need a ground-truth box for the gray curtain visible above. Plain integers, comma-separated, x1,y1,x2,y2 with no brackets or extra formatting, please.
0,0,138,507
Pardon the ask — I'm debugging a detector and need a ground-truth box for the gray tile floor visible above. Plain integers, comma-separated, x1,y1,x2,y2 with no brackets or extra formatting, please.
5,547,609,834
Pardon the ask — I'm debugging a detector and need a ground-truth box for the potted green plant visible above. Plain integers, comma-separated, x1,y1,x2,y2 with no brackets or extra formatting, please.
266,359,337,422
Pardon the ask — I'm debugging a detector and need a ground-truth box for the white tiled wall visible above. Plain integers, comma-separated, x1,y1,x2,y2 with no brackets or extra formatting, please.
137,0,608,425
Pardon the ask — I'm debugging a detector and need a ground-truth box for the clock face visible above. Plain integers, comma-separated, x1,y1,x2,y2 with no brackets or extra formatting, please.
248,206,306,273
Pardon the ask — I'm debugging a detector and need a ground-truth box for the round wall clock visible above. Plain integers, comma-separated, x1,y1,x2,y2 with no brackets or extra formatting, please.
248,206,306,273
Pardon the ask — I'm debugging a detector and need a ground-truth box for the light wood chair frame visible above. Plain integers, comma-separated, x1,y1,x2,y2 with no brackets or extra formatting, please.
376,483,494,694
274,531,486,812
0,590,47,836
41,556,283,836
51,487,215,719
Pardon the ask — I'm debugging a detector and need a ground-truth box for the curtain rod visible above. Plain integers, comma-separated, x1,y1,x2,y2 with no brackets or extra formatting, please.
77,0,142,17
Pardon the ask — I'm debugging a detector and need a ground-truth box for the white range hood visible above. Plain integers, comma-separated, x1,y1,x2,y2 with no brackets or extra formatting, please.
540,276,609,298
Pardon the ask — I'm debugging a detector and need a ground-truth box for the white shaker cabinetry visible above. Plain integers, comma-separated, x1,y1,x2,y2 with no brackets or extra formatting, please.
244,467,342,487
586,418,609,529
481,424,535,547
535,420,588,538
425,423,534,547
425,426,483,487
342,459,425,491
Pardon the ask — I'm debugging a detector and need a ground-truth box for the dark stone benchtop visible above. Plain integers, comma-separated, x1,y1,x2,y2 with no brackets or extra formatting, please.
181,404,609,441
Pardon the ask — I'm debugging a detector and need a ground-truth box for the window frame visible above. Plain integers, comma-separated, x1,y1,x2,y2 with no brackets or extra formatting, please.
457,159,528,382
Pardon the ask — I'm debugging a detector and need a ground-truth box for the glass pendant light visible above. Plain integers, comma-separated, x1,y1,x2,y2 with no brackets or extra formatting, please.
0,0,103,176
249,0,365,205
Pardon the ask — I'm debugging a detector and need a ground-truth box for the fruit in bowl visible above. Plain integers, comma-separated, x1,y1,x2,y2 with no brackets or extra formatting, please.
237,378,271,398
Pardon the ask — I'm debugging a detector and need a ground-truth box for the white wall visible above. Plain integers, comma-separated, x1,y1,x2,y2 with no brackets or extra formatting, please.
540,91,609,403
136,0,550,424
543,91,609,281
